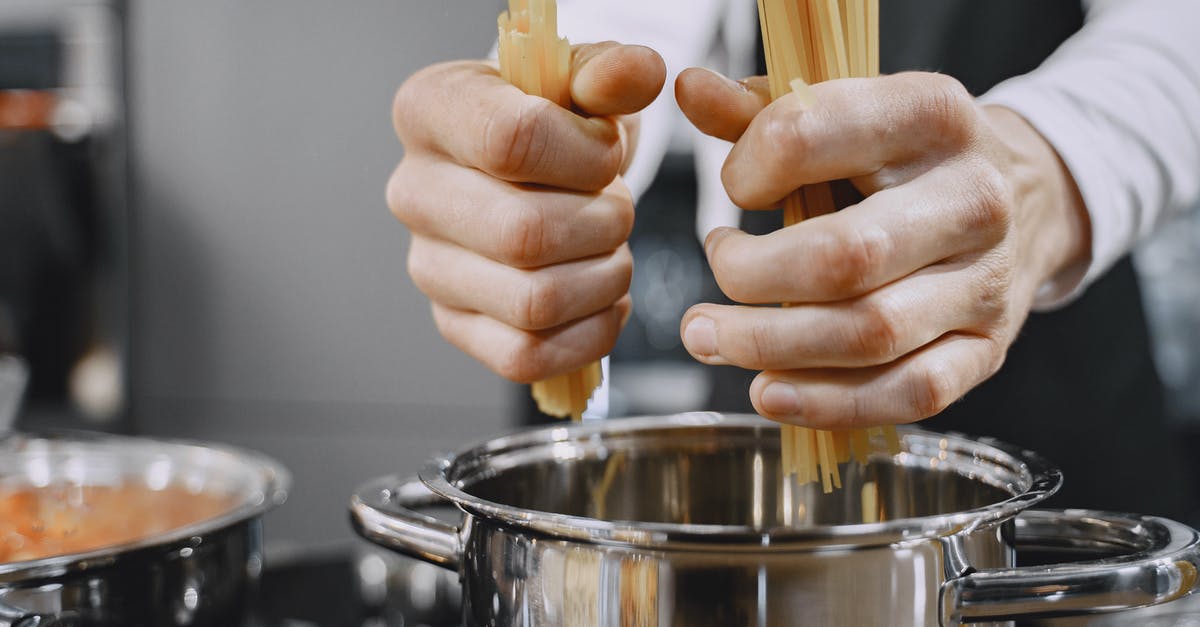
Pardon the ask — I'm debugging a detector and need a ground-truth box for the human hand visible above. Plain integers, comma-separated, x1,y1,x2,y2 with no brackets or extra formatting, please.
675,69,1091,428
388,44,665,382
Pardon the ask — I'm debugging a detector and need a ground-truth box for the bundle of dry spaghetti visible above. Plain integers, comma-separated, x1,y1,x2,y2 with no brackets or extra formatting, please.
498,0,603,420
619,555,659,626
758,0,901,493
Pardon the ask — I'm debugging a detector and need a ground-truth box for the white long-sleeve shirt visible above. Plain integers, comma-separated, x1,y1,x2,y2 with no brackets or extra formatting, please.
555,0,1200,309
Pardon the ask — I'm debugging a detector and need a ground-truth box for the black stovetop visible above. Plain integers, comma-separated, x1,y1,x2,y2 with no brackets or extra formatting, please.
257,550,459,627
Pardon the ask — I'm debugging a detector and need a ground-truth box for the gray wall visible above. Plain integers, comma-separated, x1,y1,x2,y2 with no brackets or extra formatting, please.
128,1,511,547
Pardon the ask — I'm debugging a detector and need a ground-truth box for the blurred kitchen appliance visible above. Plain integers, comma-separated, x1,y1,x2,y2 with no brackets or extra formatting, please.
0,0,128,429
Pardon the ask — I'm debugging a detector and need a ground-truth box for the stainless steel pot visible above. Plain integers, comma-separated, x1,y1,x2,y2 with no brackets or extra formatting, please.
351,413,1200,626
0,431,289,626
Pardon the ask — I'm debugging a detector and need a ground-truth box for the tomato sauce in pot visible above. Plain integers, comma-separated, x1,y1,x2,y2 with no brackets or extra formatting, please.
0,483,237,563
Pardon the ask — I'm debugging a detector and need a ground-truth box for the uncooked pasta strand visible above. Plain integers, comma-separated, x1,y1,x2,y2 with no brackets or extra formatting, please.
760,0,903,493
866,0,880,77
499,0,598,420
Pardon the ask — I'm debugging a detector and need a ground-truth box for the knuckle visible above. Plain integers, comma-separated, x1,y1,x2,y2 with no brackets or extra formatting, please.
924,74,976,145
391,87,407,139
851,297,904,362
429,304,458,343
405,239,437,295
514,272,563,330
761,108,810,164
824,225,891,296
385,164,416,225
726,112,807,209
393,63,449,140
495,334,547,384
392,80,418,140
929,72,971,103
600,310,625,354
964,165,1014,237
613,246,635,290
910,360,957,418
481,97,552,179
975,283,1008,329
707,238,752,303
807,391,863,429
846,393,873,429
982,337,1008,378
498,200,549,267
975,256,1015,320
748,318,774,367
760,111,810,180
605,182,636,240
592,121,626,187
929,73,972,110
720,160,755,210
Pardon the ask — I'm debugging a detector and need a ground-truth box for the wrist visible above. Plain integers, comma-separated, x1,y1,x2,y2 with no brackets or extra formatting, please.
983,105,1092,305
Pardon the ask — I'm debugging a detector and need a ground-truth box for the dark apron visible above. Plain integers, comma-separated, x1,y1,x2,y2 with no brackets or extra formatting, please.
716,1,1198,522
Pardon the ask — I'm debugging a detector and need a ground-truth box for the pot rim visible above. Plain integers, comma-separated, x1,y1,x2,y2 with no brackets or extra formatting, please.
0,430,290,580
419,413,1062,549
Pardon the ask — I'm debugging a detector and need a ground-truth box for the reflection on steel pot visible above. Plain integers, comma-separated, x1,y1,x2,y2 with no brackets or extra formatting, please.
350,413,1200,626
0,432,289,626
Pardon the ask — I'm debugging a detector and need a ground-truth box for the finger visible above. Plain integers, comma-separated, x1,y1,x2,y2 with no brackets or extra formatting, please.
675,68,773,142
704,163,1009,303
681,259,998,370
388,158,634,268
722,72,981,209
410,236,633,331
432,296,632,384
617,113,641,174
394,61,622,191
571,43,666,117
749,333,1004,429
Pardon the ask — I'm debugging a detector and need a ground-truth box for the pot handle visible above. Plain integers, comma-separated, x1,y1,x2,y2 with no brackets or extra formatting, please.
0,600,55,627
942,508,1200,625
349,474,463,572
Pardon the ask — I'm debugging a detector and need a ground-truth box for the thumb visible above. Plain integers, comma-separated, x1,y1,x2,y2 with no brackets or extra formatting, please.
676,67,773,143
571,42,666,117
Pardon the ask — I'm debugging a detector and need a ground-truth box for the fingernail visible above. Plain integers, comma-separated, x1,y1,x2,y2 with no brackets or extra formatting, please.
723,74,750,93
761,382,799,416
683,316,718,357
695,67,747,93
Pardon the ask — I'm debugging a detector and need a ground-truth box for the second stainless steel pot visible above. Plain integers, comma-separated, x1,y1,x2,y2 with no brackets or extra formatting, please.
351,413,1200,626
0,431,289,626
